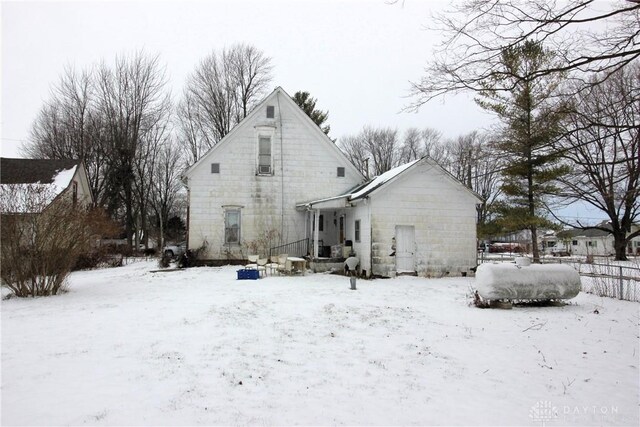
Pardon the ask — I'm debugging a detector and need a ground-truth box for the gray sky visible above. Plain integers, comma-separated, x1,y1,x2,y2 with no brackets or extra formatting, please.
1,0,496,158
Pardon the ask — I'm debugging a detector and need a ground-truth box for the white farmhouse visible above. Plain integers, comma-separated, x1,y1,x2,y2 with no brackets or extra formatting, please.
183,87,481,277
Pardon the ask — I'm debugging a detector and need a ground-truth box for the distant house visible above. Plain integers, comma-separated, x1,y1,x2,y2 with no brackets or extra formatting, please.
543,222,640,257
0,158,93,214
183,87,481,277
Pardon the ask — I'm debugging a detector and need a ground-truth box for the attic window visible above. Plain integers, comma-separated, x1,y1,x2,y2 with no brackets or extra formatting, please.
337,167,345,177
211,163,220,174
266,105,275,118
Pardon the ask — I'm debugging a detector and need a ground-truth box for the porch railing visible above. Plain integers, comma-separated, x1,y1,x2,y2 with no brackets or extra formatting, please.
269,238,309,258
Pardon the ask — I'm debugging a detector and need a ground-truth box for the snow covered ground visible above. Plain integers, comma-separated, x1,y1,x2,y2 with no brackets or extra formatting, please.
2,261,638,426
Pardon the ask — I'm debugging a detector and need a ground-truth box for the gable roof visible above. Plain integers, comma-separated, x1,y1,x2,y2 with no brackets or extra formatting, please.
349,159,420,201
298,157,482,208
183,86,364,181
557,222,614,239
0,158,81,214
1,158,80,184
349,157,482,202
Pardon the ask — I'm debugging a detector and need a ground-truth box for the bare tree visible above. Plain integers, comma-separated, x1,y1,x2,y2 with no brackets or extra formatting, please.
176,92,208,166
362,126,400,176
231,43,274,120
133,118,172,249
421,128,447,165
398,128,423,163
24,66,109,206
339,134,370,178
179,44,272,164
398,127,450,165
150,137,185,249
556,64,640,260
408,0,640,107
444,131,502,234
96,51,171,248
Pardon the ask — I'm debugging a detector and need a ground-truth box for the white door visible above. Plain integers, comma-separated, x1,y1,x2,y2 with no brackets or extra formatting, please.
395,225,416,273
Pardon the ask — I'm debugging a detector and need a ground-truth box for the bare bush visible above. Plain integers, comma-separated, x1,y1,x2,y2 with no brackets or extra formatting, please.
1,186,104,297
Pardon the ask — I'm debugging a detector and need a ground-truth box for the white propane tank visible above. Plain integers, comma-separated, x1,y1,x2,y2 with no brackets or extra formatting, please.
476,263,581,301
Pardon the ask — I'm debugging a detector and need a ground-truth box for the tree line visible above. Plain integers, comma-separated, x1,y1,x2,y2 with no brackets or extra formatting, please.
23,0,639,263
403,0,639,261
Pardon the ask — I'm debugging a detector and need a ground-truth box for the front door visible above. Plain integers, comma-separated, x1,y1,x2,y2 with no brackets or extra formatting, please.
395,225,416,273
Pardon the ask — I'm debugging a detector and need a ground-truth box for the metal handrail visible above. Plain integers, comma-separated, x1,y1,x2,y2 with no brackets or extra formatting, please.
269,238,309,258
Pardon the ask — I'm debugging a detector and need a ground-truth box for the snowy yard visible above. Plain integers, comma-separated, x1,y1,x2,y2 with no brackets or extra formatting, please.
2,261,638,426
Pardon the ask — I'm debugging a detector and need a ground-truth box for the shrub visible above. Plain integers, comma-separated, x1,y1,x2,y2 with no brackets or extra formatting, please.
1,185,106,297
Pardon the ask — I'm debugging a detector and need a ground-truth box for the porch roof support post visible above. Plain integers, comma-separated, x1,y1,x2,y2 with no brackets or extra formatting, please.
313,208,320,259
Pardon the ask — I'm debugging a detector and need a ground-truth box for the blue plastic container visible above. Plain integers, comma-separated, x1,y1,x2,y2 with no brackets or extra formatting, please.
237,269,259,280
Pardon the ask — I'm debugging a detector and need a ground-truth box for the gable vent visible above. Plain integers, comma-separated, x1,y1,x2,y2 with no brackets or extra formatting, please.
259,165,272,174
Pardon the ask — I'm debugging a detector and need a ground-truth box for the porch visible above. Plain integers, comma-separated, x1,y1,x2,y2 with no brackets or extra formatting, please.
267,236,353,274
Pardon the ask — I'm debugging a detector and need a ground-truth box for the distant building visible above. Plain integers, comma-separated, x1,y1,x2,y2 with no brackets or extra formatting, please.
543,221,640,257
0,158,93,213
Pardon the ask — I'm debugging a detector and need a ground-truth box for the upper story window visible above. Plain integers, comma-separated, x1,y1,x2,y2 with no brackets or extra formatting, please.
258,136,272,175
211,163,220,174
266,105,275,118
337,167,345,177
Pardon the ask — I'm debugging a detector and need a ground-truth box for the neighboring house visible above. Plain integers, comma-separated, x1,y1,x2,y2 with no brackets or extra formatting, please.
0,158,93,213
183,87,481,277
544,222,640,257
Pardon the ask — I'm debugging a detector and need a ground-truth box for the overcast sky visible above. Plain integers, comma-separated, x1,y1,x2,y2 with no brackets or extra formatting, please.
1,0,497,158
1,0,610,222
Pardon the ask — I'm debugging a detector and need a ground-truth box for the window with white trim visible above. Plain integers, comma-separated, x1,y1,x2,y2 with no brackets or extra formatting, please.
258,136,272,175
337,167,345,177
224,209,241,244
266,105,275,118
211,163,220,174
355,219,361,242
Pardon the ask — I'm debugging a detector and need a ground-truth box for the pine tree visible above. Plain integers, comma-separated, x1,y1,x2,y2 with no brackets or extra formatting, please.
292,91,331,135
476,40,569,262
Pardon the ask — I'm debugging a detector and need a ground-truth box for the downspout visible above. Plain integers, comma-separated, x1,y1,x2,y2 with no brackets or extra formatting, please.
368,197,372,277
276,91,285,244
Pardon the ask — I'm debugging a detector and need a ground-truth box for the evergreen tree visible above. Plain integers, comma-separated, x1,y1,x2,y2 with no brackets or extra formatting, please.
476,40,569,262
292,91,331,135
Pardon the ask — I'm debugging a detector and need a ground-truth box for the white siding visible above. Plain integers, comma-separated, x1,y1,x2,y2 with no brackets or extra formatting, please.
344,203,371,275
368,163,479,277
186,89,363,259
